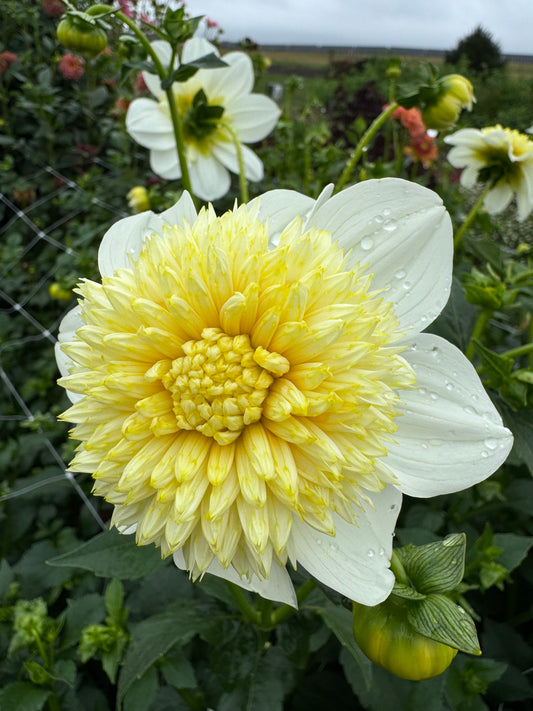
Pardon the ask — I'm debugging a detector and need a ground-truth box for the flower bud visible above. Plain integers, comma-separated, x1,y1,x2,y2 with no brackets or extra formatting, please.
353,597,458,680
422,74,475,131
56,14,107,58
127,186,150,213
49,283,72,301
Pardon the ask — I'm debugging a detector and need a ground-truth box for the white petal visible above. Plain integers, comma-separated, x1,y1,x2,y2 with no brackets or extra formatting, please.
172,550,297,607
248,190,315,247
189,154,231,201
141,40,176,97
460,166,480,189
202,52,254,103
388,334,513,497
308,178,453,335
484,182,514,214
211,140,264,182
229,94,281,143
126,99,174,150
181,37,218,64
55,305,85,403
149,147,182,180
291,486,401,605
97,195,196,277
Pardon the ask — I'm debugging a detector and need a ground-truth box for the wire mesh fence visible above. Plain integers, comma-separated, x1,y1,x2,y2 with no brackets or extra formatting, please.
0,160,129,528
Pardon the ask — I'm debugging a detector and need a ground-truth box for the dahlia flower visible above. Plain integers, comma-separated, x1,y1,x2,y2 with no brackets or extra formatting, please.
125,39,280,202
58,53,85,81
445,125,533,221
55,179,512,607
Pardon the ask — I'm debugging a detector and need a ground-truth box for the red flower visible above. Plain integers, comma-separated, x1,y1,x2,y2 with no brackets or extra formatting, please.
58,53,85,80
42,0,66,16
0,51,19,74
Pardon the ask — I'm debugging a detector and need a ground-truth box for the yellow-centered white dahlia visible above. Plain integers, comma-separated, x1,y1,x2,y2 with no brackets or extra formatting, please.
444,125,533,221
55,180,513,607
125,38,280,202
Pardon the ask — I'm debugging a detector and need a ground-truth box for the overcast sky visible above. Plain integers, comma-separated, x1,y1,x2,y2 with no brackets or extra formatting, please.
186,0,533,55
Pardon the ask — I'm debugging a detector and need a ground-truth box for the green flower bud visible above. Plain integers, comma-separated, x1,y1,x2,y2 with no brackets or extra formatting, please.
353,597,458,681
421,74,475,130
57,14,107,58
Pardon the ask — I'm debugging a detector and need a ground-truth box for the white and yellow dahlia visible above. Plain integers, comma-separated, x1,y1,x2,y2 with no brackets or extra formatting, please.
445,125,533,221
125,38,280,202
55,180,513,607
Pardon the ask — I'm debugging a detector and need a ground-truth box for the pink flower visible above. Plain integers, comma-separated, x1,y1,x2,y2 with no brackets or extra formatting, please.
0,51,19,74
135,71,148,93
58,53,85,80
117,0,134,18
42,0,66,16
206,17,218,28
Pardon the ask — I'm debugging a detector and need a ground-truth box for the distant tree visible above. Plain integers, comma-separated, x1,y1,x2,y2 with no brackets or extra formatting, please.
446,26,505,73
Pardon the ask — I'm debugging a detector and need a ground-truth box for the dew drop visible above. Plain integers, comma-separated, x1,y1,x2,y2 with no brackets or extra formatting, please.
367,549,375,558
360,237,374,250
383,207,392,217
383,221,397,232
445,382,454,391
472,394,479,402
419,387,427,396
481,451,489,458
431,346,439,357
329,542,338,552
429,392,438,400
402,281,412,290
395,269,406,280
484,438,498,450
374,214,384,224
421,442,428,449
464,406,476,415
378,547,386,556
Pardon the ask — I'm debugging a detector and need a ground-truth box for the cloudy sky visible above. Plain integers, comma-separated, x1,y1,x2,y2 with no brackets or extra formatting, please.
186,0,533,55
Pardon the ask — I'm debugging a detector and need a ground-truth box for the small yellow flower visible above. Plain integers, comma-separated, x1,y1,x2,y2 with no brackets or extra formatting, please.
55,181,512,605
127,186,150,214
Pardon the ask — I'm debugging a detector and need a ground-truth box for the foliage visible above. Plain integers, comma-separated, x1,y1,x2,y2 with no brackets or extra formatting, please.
445,25,506,74
1,2,533,710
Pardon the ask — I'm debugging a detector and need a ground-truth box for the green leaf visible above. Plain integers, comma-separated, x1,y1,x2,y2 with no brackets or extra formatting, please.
492,533,533,572
51,659,77,688
159,646,196,689
105,578,125,624
500,407,533,475
0,558,15,599
186,52,228,70
391,582,426,600
408,594,481,655
0,683,49,711
123,665,159,711
117,603,217,703
47,529,166,580
474,341,514,389
315,601,372,689
400,533,466,594
61,593,105,649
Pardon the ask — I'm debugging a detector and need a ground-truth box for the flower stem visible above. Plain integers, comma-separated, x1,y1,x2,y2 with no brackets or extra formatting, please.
226,582,260,625
466,308,493,361
269,579,316,626
335,102,398,193
501,341,533,360
115,11,195,199
453,183,492,251
222,122,249,204
390,550,409,586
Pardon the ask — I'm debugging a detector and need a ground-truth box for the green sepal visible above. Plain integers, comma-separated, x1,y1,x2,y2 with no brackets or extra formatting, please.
163,7,203,44
398,533,466,594
160,53,228,89
407,594,481,655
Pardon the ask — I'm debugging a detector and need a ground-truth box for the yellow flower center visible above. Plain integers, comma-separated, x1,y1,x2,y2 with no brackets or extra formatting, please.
160,328,287,445
58,203,416,581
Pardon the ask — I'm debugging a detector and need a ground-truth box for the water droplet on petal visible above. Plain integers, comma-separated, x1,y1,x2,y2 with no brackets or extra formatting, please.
383,220,397,232
361,237,374,251
395,269,406,280
375,214,384,224
383,208,392,217
367,549,375,558
379,547,386,556
464,406,476,415
481,451,489,458
445,382,454,391
484,438,498,450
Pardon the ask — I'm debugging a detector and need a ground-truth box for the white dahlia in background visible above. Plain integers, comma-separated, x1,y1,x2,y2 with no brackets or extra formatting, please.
125,38,280,202
55,179,513,607
444,125,533,221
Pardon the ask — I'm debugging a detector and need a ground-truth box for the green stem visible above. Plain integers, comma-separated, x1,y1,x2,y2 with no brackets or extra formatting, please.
226,582,260,625
115,11,194,198
335,101,398,193
270,579,316,626
222,122,248,203
453,183,492,251
390,550,409,586
501,341,533,360
466,308,493,361
176,688,207,711
529,317,533,370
